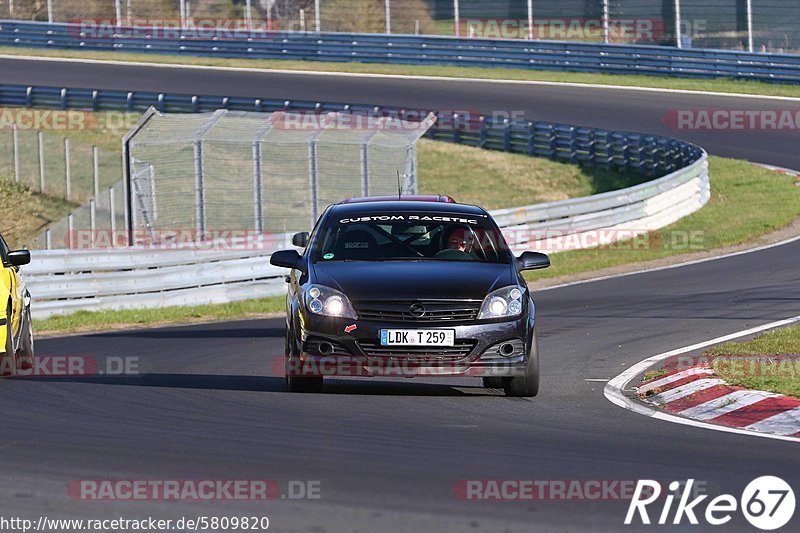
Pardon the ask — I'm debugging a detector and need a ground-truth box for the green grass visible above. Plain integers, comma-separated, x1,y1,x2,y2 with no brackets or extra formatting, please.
0,177,77,248
35,296,286,336
524,156,800,281
704,325,800,397
4,46,800,98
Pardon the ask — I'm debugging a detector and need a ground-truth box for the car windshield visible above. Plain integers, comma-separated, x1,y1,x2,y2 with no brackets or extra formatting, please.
312,212,512,263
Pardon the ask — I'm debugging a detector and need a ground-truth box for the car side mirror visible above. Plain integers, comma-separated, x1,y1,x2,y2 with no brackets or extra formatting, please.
517,251,550,271
292,232,310,248
270,249,303,272
8,249,31,267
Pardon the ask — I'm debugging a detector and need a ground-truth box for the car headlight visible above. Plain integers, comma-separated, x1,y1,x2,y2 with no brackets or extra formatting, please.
478,286,525,319
304,284,358,319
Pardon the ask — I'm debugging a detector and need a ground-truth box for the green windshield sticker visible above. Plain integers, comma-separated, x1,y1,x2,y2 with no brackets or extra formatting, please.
323,253,334,260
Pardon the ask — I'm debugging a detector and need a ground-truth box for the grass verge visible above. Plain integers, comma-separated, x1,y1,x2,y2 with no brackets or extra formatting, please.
704,325,800,397
35,296,286,336
524,156,800,281
3,46,800,98
0,177,77,248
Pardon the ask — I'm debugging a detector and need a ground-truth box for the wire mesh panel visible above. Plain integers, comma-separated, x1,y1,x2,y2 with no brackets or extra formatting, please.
125,108,434,245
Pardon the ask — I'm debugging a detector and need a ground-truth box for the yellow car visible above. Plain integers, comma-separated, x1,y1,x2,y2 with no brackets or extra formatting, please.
1,233,33,377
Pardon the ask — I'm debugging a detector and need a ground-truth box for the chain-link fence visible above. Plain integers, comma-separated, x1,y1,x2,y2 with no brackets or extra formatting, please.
0,125,121,204
1,1,796,53
124,108,434,246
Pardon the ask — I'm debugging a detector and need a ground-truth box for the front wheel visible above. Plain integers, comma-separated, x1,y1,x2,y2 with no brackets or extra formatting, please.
503,328,540,398
1,306,17,378
284,325,323,393
17,306,34,371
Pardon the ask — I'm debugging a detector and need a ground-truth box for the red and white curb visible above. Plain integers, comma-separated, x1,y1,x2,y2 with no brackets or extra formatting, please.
604,314,800,443
637,364,800,438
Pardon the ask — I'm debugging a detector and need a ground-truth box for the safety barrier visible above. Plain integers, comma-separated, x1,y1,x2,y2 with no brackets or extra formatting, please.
0,82,707,318
2,20,800,83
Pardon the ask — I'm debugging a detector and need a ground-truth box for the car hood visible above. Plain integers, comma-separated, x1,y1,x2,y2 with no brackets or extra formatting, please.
311,260,515,301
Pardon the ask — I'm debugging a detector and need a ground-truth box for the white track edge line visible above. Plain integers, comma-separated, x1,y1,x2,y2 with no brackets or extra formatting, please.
3,53,800,102
604,314,800,443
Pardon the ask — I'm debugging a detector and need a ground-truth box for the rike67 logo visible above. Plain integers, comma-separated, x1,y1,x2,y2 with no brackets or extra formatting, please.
625,477,795,530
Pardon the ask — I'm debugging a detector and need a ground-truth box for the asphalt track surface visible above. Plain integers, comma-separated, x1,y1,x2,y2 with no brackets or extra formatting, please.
2,57,800,531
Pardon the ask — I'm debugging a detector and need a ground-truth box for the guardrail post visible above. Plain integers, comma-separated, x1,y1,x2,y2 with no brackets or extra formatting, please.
746,0,754,53
526,0,533,40
38,131,45,193
64,138,71,201
314,0,320,32
46,0,53,23
385,0,391,34
674,0,682,48
45,229,51,250
602,0,610,44
12,123,19,184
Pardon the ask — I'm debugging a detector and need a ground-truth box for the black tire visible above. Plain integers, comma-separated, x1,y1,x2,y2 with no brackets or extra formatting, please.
16,306,34,371
1,306,17,378
284,324,323,393
503,328,540,398
482,377,503,388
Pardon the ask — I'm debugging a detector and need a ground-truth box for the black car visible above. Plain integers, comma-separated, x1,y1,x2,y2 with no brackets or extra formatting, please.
270,195,550,397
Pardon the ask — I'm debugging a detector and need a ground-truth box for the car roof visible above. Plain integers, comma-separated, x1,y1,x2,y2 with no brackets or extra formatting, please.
329,198,488,216
339,195,456,204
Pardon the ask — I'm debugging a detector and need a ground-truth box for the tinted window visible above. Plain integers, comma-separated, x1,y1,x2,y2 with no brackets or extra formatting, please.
312,212,511,263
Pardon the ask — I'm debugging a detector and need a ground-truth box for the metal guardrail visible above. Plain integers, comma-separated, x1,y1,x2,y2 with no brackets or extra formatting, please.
25,155,709,320
2,20,800,84
0,82,708,318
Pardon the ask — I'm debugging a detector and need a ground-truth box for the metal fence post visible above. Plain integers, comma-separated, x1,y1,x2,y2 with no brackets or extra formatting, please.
180,0,187,29
12,123,19,184
602,0,610,43
246,0,253,30
115,0,122,27
46,0,53,23
746,0,754,52
38,131,45,193
92,145,99,199
89,199,96,248
385,0,391,34
454,0,460,37
64,138,71,201
252,141,264,233
308,132,320,228
109,186,116,236
360,142,369,196
526,0,533,40
45,228,51,250
193,140,206,240
315,0,321,32
67,214,74,249
674,0,682,48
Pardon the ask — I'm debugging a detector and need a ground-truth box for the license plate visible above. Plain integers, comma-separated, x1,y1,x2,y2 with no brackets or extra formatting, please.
380,329,455,346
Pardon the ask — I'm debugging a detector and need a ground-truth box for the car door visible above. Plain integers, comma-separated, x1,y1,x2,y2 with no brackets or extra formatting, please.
0,235,21,341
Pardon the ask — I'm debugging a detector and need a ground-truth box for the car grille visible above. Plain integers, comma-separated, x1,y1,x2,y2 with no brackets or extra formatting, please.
357,339,477,360
353,300,482,324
